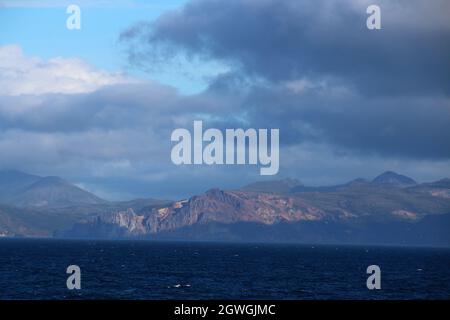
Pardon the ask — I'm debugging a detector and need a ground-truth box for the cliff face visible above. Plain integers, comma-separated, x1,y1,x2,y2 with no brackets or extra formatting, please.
91,189,329,237
59,174,450,245
3,170,449,245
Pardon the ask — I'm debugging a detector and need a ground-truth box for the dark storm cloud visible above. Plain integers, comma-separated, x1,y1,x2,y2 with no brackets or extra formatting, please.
119,0,450,160
121,0,450,96
231,84,450,159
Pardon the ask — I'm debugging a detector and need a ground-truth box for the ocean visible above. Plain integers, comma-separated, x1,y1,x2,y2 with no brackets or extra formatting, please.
0,239,449,300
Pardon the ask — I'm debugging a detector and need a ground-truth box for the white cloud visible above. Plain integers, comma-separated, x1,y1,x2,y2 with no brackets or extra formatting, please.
0,44,137,96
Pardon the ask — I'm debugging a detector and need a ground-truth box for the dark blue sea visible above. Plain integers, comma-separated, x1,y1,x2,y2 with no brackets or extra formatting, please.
0,239,449,300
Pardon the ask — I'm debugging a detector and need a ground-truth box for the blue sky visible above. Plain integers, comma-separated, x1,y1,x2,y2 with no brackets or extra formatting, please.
0,0,225,93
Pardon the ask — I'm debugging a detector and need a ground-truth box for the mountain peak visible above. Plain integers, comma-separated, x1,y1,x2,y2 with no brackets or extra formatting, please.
30,176,69,187
0,170,41,199
0,171,107,208
426,178,450,189
345,178,370,186
240,178,303,194
372,171,417,187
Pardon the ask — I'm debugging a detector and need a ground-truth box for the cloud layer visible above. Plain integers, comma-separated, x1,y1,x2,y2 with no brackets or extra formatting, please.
122,0,450,96
120,0,450,160
0,45,134,95
1,0,450,199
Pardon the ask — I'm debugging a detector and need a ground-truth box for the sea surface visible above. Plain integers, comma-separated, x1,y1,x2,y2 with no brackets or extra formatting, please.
0,239,449,300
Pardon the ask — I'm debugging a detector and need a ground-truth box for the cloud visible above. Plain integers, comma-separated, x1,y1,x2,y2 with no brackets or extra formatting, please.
225,82,450,160
1,1,450,199
0,45,136,96
0,45,253,198
121,0,450,96
118,0,450,161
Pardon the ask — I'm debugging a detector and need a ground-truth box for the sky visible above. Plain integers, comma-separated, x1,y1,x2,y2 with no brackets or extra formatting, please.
0,0,222,93
0,0,449,200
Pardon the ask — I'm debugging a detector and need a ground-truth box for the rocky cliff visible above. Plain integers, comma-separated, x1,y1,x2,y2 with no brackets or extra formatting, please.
63,177,450,243
87,189,331,237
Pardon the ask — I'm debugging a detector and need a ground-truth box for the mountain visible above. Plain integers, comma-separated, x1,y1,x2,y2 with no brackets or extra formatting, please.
146,213,450,247
62,176,450,246
0,171,110,237
371,171,417,187
290,178,372,193
240,178,303,193
420,178,450,189
1,169,449,246
0,171,107,208
0,170,173,210
0,170,40,201
345,178,370,186
0,170,172,237
408,178,450,200
63,188,328,238
10,176,107,208
0,203,82,237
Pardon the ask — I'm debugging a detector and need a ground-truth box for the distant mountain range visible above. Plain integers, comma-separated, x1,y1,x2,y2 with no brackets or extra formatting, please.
1,170,449,246
0,170,106,208
0,170,169,237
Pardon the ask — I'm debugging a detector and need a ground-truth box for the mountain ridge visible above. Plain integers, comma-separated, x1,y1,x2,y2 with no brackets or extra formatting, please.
62,171,450,245
0,170,107,208
372,171,417,187
1,169,449,246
